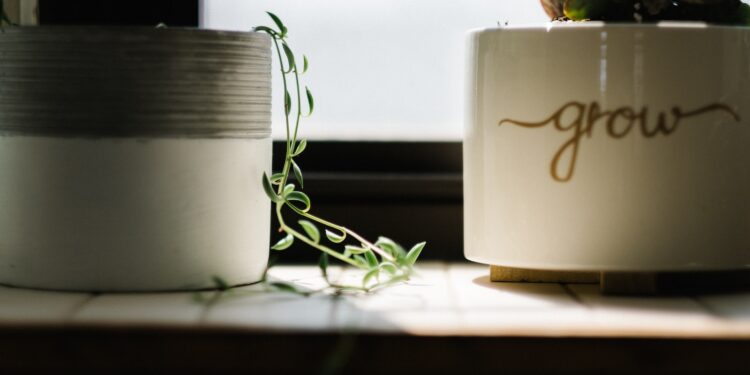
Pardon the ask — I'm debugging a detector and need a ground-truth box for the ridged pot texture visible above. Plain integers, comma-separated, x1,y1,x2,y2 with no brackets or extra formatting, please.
0,27,273,291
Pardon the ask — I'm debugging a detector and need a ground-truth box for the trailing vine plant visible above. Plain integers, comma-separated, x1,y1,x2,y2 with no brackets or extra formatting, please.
0,5,422,295
253,13,425,293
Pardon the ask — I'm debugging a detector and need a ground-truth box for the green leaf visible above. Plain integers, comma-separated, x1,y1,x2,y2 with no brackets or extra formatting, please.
269,282,309,296
292,139,307,156
318,253,329,278
563,0,596,20
302,55,309,74
305,86,314,116
271,233,294,250
379,262,398,275
563,0,629,21
282,42,296,73
266,11,287,37
344,244,368,257
325,229,346,243
353,255,368,268
286,191,311,212
262,172,282,203
253,25,276,35
738,3,750,26
284,90,291,116
291,159,304,189
364,250,378,268
405,242,426,266
375,236,405,258
270,172,285,184
283,183,295,196
212,276,229,291
363,268,379,287
298,220,320,243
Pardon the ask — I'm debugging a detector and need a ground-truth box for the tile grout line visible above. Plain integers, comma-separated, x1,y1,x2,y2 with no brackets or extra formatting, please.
196,291,223,325
443,262,464,314
690,295,724,318
560,283,592,309
64,293,99,322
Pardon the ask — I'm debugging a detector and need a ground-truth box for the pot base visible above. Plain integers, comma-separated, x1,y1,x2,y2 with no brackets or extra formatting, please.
490,265,750,295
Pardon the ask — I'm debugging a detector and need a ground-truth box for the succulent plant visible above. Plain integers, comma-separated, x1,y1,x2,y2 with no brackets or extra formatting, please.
540,0,566,18
564,0,634,21
641,0,671,15
540,0,750,24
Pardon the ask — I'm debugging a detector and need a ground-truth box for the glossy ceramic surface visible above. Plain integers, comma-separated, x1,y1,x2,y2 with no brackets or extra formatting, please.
464,23,750,271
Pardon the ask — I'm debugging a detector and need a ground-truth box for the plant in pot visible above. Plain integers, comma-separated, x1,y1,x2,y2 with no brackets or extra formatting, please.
0,7,423,293
0,23,275,291
464,0,750,286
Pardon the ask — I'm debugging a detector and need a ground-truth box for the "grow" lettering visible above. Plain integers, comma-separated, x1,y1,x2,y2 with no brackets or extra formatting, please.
498,101,740,182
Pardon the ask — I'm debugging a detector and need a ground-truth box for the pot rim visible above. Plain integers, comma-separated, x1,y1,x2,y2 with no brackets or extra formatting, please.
470,20,750,34
0,25,272,138
0,24,267,37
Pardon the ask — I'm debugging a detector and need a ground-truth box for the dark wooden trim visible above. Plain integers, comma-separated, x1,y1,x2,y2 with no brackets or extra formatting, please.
300,172,461,203
274,141,462,174
271,141,464,262
0,325,747,374
273,141,463,202
39,0,199,26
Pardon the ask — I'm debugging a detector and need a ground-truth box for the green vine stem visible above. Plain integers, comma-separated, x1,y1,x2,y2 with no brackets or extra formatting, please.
254,12,425,292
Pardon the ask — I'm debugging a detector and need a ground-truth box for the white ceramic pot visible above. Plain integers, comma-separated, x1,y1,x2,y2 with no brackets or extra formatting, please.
0,27,272,291
464,22,750,271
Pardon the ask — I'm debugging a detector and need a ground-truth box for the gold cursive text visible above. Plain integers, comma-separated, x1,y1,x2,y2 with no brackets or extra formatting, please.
498,102,740,182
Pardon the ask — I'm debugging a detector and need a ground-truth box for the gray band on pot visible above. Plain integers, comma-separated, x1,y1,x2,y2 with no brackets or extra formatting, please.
0,26,272,138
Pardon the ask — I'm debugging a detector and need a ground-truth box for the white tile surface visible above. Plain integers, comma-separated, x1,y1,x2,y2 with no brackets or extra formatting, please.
266,265,341,290
447,265,578,310
460,308,595,336
570,284,709,314
3,264,750,338
334,263,457,334
202,283,344,331
341,263,453,312
346,309,463,335
567,284,734,337
697,292,750,320
0,285,90,323
73,292,211,325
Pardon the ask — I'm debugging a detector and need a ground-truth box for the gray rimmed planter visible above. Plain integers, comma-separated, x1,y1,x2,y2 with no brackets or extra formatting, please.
0,26,272,291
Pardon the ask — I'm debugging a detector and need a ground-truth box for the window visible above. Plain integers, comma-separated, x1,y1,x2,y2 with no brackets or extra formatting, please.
200,0,547,140
39,0,546,261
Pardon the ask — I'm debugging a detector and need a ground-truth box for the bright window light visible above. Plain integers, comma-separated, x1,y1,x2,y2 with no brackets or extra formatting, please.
201,0,547,140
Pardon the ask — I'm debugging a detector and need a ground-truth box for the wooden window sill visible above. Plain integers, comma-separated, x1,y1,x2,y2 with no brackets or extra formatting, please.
0,262,749,373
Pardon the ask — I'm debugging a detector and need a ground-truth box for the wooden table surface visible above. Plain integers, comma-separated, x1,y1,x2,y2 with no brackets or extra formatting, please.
1,262,750,374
